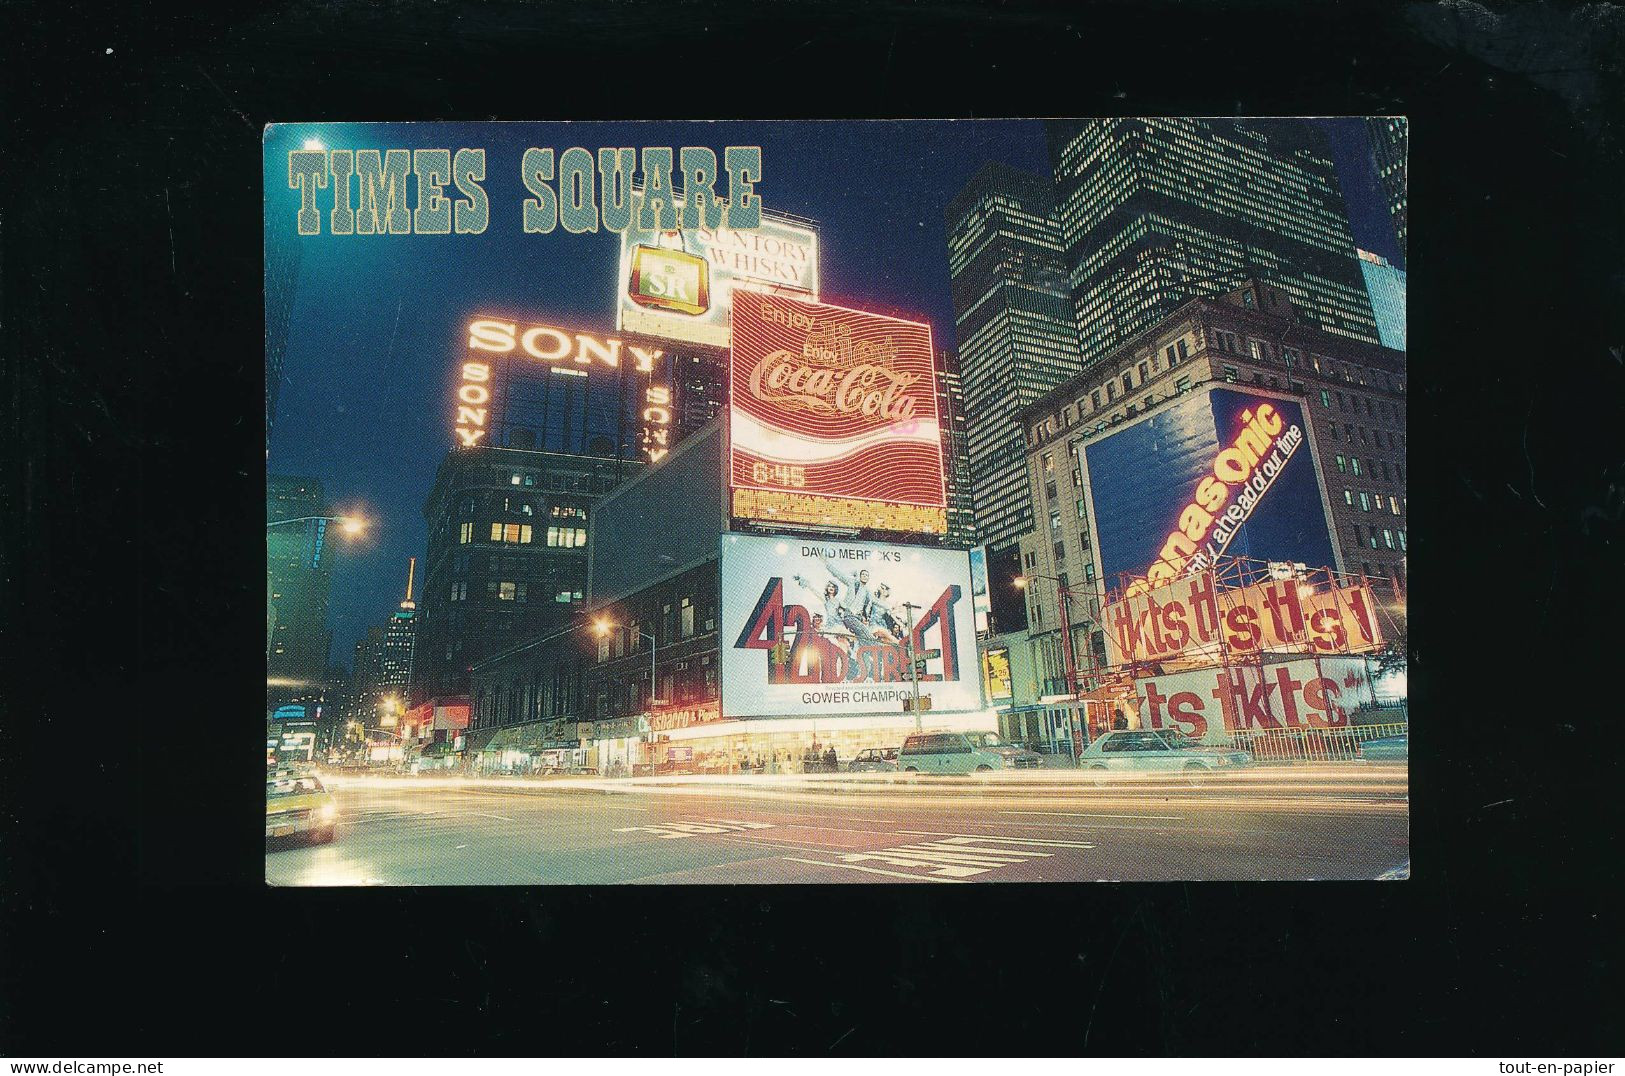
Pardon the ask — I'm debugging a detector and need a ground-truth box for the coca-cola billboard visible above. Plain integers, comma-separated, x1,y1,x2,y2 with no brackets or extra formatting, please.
729,292,947,534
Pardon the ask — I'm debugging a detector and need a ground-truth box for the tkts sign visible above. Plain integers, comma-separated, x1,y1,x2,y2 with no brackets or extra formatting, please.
1134,655,1376,745
728,293,947,535
1104,572,1384,667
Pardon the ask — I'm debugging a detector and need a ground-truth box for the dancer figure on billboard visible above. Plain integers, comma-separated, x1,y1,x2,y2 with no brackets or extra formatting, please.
866,582,905,646
792,574,863,670
814,551,883,645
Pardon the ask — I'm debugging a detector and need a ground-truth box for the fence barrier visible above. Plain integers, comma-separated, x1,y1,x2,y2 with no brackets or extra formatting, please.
1224,721,1408,762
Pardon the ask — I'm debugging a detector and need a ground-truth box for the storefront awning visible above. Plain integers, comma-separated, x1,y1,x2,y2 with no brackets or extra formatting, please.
463,726,502,753
471,720,587,755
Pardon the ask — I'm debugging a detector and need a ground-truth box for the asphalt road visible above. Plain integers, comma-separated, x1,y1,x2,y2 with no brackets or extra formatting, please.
265,766,1409,885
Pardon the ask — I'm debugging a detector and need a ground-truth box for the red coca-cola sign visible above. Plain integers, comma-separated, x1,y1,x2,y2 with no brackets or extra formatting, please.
729,292,946,531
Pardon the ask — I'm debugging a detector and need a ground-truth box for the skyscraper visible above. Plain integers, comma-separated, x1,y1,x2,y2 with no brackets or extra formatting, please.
1358,249,1407,351
944,162,1083,554
935,349,978,549
346,626,385,730
1366,117,1408,265
267,475,334,712
1047,118,1381,365
379,558,420,701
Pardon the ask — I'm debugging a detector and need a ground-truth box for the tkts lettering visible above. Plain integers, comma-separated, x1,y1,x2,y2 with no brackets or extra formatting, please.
1105,573,1383,665
1141,664,1350,740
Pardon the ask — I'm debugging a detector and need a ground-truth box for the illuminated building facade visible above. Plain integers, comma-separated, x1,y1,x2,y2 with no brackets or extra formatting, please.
1358,248,1407,352
340,565,422,741
1366,117,1408,265
1047,119,1381,366
462,420,725,771
411,445,639,707
944,162,1084,554
415,315,697,707
267,475,335,714
1015,279,1407,695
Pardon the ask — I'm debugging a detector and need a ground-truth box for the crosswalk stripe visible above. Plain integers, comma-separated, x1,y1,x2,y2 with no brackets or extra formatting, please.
896,830,1098,849
780,856,965,883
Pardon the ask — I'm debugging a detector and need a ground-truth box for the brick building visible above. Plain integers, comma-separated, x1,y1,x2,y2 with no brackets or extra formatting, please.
1015,279,1406,691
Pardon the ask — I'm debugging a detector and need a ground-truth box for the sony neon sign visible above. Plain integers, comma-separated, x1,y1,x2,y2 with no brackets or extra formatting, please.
466,318,666,368
453,317,668,454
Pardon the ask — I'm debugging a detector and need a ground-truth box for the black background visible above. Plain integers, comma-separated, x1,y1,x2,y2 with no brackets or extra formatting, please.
4,0,1622,1056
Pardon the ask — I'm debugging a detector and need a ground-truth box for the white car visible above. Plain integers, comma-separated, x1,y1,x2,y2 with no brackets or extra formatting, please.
1079,729,1252,772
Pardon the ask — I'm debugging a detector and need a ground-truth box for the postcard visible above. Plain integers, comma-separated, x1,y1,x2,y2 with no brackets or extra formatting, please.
265,118,1409,884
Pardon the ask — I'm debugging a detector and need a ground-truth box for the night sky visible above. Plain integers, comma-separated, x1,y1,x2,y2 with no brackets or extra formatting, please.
264,118,1398,670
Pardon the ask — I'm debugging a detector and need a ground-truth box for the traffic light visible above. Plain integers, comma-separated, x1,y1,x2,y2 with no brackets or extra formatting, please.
769,640,791,664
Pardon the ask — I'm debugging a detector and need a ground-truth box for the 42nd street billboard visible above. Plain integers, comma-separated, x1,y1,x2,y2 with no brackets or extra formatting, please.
720,534,981,718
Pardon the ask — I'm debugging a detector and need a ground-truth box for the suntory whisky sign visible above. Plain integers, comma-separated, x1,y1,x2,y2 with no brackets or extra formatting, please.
728,293,948,536
616,204,819,348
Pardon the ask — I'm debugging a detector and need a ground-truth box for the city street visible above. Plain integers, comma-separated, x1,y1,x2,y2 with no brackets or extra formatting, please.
266,766,1409,884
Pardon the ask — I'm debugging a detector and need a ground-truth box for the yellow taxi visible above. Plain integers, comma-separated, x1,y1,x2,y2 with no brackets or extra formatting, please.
266,770,339,843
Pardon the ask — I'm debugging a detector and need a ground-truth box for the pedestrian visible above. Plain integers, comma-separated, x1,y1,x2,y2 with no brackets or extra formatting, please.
824,745,838,772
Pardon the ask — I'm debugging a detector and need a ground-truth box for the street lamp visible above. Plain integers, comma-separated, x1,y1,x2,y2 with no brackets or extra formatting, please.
267,513,369,537
595,619,660,774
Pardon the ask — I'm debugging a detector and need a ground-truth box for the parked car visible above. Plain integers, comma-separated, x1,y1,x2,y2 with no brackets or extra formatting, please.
266,770,338,844
1078,729,1252,773
898,731,1043,774
849,747,900,773
1357,734,1408,761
